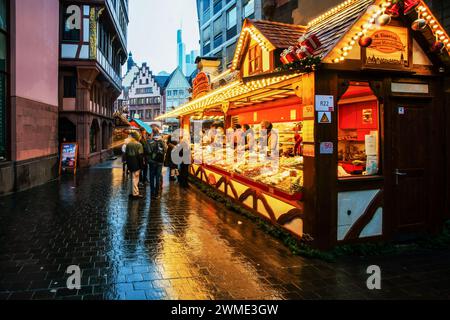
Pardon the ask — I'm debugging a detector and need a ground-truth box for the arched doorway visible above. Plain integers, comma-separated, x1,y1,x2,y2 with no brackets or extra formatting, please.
90,119,100,153
102,120,108,150
59,117,76,144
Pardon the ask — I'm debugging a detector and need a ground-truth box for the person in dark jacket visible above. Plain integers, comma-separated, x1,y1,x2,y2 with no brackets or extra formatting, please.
126,131,145,199
177,137,191,189
139,128,151,185
148,126,167,199
164,135,179,181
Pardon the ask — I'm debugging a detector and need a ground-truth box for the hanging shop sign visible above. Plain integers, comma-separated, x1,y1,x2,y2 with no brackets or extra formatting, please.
363,26,410,70
192,72,210,99
59,143,78,175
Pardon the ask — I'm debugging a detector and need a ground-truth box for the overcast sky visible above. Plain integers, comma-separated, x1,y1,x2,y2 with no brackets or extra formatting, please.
126,0,200,74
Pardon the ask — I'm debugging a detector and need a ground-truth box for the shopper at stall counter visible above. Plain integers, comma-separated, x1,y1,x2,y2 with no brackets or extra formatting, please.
260,120,279,158
126,131,145,199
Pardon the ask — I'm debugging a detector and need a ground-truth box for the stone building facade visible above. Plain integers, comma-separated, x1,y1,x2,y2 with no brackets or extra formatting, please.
58,0,129,167
126,63,163,125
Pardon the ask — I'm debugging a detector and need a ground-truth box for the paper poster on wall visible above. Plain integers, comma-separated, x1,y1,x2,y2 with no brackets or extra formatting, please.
302,120,315,143
362,109,373,124
303,105,314,119
303,143,315,157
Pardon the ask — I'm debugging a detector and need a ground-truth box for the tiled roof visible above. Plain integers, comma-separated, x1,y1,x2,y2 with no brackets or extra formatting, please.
250,20,307,49
247,0,373,59
305,0,375,59
154,75,170,89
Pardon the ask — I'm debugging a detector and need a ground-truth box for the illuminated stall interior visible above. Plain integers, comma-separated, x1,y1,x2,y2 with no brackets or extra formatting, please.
337,82,380,178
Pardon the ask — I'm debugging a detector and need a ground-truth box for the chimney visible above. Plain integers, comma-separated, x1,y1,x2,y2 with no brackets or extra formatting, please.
195,57,221,79
293,0,344,25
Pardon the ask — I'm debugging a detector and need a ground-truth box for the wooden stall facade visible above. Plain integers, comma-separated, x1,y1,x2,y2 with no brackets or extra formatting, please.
158,0,450,249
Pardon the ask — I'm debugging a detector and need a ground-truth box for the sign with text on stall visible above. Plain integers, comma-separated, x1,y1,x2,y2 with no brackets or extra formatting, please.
315,95,334,112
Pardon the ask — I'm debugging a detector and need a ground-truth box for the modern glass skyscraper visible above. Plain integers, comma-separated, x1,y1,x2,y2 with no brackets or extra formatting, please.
177,29,187,74
196,0,263,70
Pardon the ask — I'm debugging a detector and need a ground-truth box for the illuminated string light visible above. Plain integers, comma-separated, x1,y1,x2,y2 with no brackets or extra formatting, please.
331,0,450,64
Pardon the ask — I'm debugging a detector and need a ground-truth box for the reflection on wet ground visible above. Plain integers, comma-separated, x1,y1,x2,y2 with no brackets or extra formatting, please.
0,159,450,300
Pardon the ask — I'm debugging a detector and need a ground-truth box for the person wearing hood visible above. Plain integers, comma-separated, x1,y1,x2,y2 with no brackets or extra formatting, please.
126,131,145,199
148,126,167,199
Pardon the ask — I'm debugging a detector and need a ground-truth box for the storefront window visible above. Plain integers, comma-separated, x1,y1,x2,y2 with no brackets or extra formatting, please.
338,82,380,178
0,0,7,160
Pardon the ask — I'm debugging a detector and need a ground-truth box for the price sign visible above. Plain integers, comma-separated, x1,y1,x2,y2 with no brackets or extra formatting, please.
320,142,334,155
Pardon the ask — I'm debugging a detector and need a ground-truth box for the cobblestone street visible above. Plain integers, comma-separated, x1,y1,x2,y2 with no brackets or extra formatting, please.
0,160,450,300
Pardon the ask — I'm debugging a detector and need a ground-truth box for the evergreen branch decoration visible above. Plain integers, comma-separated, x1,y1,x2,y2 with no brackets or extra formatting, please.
277,56,322,73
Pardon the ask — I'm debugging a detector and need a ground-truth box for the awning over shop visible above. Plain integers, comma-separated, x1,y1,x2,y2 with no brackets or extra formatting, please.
130,118,153,134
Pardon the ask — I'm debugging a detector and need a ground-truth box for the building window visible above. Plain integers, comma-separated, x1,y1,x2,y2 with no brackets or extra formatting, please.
244,0,255,18
213,0,222,15
136,87,153,95
202,0,211,22
62,4,81,41
214,33,223,49
0,0,7,160
248,45,262,75
145,109,151,119
338,83,381,178
63,76,77,98
227,6,237,39
203,41,211,55
226,43,237,68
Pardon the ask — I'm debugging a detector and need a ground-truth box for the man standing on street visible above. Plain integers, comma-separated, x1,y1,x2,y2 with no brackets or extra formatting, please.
148,126,167,199
139,128,151,185
126,131,145,199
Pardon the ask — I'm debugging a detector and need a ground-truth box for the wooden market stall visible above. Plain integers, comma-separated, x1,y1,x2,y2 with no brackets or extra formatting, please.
157,0,450,249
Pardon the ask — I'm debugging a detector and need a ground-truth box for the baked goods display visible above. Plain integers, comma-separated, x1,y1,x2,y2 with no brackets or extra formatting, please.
192,143,304,194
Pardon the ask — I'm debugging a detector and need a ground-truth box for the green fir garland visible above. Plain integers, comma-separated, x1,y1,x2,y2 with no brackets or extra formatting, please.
276,56,322,73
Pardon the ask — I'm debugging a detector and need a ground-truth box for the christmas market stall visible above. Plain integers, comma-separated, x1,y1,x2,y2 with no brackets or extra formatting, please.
157,0,450,249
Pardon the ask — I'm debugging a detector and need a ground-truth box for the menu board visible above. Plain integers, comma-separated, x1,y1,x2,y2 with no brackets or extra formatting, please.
59,143,78,175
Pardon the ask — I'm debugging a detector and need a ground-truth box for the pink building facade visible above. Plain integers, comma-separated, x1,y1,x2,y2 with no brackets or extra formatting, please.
0,0,128,195
0,0,60,195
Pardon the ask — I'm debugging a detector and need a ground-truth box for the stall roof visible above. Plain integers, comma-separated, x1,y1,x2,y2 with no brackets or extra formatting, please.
156,0,450,120
130,118,153,134
156,72,302,120
113,111,131,128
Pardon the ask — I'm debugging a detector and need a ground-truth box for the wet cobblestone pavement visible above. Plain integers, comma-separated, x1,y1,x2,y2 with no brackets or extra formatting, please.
1,159,450,300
